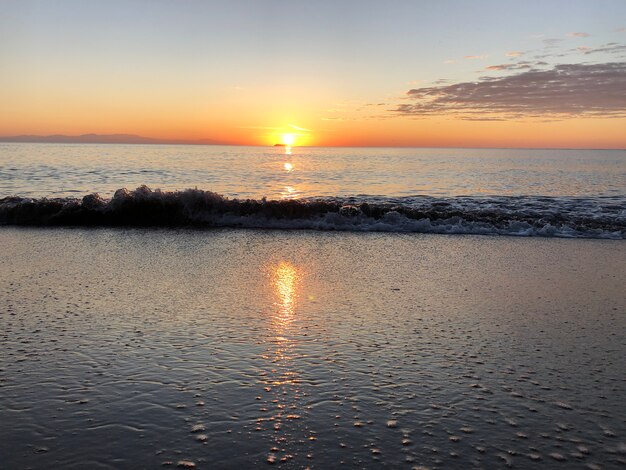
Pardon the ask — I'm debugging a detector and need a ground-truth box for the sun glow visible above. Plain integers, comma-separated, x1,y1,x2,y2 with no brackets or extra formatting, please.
282,133,296,146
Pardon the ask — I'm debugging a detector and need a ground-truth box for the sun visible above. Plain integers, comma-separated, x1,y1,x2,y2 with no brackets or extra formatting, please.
282,133,296,146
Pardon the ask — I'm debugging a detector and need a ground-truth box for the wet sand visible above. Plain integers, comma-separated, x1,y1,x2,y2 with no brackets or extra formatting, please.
1,228,624,469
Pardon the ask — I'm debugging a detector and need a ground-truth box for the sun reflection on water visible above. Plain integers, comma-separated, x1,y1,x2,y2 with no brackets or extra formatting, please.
256,261,311,464
271,261,299,380
273,261,298,326
280,185,300,199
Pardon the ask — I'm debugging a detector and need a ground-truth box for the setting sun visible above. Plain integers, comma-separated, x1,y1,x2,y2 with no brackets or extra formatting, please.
282,134,296,146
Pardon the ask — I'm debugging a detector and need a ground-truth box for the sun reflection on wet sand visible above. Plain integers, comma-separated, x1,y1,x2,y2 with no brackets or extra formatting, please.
274,261,297,327
271,262,298,387
257,261,313,465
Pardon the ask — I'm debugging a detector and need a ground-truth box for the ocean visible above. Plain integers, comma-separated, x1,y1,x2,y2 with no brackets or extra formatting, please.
1,143,625,237
1,144,625,469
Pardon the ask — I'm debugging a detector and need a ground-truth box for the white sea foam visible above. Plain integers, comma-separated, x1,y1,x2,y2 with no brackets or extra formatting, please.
0,186,624,239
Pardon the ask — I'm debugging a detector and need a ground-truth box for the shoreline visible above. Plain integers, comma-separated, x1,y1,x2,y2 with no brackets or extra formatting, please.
1,228,624,468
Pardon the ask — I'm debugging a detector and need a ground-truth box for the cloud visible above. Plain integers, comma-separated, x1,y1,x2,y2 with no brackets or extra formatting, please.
578,43,626,55
543,38,563,47
288,124,311,132
485,62,533,71
568,32,591,38
464,55,487,60
394,62,626,120
506,51,524,57
485,60,548,72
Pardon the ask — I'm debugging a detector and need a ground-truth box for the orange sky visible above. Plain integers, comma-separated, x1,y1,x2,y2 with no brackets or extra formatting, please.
2,1,625,149
3,80,625,148
4,99,625,148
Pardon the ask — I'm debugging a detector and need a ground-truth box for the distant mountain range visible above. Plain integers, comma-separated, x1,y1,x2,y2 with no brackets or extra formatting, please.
0,133,223,145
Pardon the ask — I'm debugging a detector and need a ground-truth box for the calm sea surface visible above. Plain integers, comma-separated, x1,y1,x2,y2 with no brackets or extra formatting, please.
1,143,625,199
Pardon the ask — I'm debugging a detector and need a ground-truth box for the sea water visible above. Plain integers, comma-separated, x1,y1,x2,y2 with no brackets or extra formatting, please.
1,143,625,237
1,144,625,469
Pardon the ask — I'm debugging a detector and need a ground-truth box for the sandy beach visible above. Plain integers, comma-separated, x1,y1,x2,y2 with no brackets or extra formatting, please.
1,228,624,469
3,1,626,468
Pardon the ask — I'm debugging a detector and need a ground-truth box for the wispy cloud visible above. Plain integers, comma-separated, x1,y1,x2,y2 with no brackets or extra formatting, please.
485,60,550,72
577,42,626,55
288,124,311,132
568,32,591,38
394,62,626,120
543,38,564,47
464,55,488,60
485,62,533,71
505,51,524,57
241,124,312,133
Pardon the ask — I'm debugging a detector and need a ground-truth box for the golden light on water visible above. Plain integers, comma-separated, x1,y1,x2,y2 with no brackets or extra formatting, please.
280,185,299,199
270,261,300,379
273,261,298,324
283,162,293,172
257,260,303,449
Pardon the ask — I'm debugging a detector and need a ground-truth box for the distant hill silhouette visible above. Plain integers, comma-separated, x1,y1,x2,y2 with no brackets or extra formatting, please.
0,133,222,145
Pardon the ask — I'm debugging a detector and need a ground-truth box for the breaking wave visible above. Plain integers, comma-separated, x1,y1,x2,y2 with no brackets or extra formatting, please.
0,186,624,239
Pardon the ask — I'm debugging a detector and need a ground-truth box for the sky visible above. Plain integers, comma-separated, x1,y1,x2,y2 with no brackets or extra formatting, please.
1,0,625,148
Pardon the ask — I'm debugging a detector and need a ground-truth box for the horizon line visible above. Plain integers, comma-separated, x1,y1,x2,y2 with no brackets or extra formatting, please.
0,134,624,151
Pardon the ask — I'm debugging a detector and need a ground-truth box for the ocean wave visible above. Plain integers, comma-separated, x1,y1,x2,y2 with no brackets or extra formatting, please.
0,185,624,239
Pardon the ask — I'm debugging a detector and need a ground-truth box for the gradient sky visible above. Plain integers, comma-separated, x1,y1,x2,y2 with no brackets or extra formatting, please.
1,0,625,147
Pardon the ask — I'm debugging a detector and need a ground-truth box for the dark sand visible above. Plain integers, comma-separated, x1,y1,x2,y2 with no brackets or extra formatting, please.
1,228,624,469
